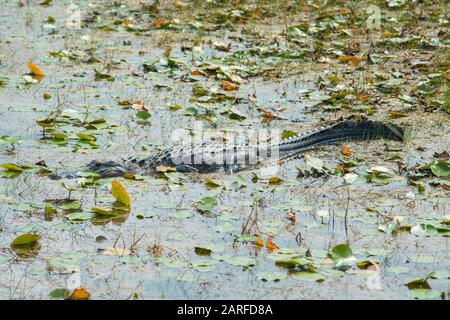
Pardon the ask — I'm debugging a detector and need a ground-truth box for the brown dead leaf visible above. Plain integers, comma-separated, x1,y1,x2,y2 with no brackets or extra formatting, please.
258,108,283,121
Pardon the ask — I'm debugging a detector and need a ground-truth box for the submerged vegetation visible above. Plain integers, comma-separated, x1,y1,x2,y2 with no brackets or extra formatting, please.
0,0,448,300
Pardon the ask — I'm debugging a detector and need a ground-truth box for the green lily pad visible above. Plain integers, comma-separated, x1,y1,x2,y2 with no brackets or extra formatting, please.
213,254,256,267
195,196,217,212
11,233,40,246
430,160,450,177
411,224,438,237
49,288,70,300
330,244,356,268
407,289,440,300
291,272,325,283
257,271,287,282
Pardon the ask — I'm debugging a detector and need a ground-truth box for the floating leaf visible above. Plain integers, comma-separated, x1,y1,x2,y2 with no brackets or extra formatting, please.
214,255,256,267
411,224,438,237
257,272,287,282
330,244,356,268
195,196,217,212
430,160,450,177
100,247,130,256
27,62,45,76
221,80,238,91
76,132,96,141
205,178,221,189
212,222,234,233
67,288,90,300
1,163,24,172
66,212,95,221
111,180,131,207
91,207,114,216
407,289,440,300
265,236,279,251
57,201,82,212
134,111,152,122
49,288,69,300
340,146,353,156
304,155,326,172
164,172,187,184
291,272,325,283
11,233,40,246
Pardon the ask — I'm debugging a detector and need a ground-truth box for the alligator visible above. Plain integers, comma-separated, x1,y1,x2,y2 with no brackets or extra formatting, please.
48,120,404,179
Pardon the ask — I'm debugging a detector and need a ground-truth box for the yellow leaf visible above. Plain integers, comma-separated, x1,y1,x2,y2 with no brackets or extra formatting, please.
111,180,131,207
268,176,282,185
27,62,45,76
1,163,23,172
67,288,90,300
205,177,220,189
388,111,408,118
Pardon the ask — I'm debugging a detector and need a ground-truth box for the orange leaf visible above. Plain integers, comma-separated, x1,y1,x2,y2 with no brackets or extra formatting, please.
255,236,263,247
111,180,131,207
265,236,279,251
191,69,205,76
340,146,353,156
221,80,238,91
67,288,90,300
27,62,45,76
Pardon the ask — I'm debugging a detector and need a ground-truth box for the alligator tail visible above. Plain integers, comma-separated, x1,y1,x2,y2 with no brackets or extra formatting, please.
279,120,404,156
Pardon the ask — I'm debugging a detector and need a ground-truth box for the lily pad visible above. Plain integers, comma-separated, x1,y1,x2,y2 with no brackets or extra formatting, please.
257,271,287,282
